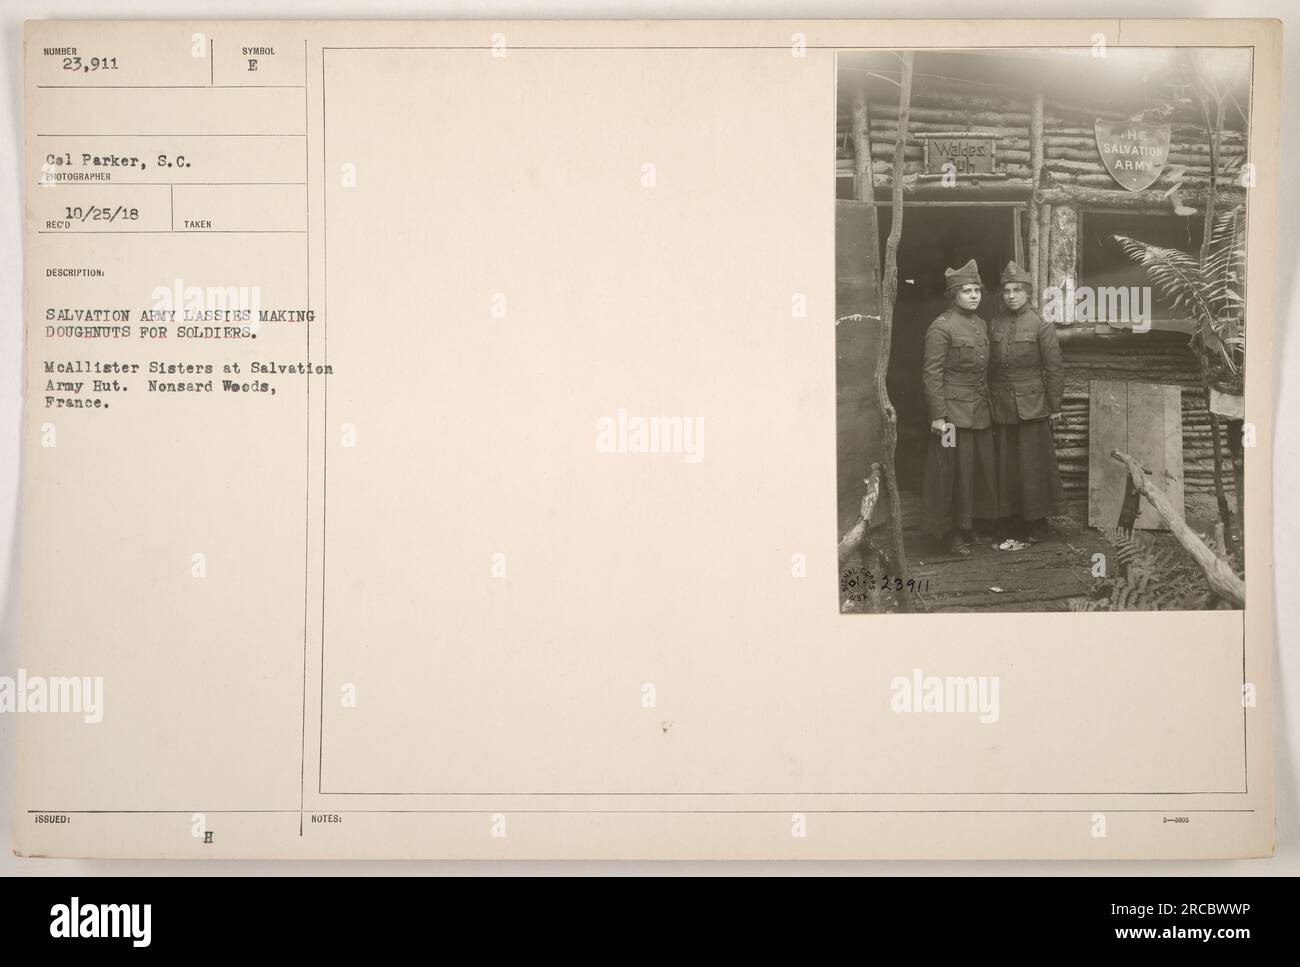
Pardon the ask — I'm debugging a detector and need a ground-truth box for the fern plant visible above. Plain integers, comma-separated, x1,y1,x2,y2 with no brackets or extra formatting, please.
1068,529,1210,611
1113,205,1246,393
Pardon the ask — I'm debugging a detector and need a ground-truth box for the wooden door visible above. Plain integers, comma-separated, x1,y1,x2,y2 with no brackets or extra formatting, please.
1088,379,1185,530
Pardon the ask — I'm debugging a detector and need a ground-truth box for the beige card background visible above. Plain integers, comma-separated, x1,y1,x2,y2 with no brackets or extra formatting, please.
14,18,1278,859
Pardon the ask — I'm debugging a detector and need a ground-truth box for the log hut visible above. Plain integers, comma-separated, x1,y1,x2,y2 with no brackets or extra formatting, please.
835,49,1249,544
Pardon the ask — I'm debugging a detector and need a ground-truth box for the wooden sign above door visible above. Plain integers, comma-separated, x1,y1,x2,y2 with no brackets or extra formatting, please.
919,134,997,175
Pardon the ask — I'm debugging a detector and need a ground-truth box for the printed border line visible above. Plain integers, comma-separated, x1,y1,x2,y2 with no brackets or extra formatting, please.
28,808,1256,816
311,43,1254,802
317,790,1250,796
318,45,329,798
319,45,1255,51
299,38,312,838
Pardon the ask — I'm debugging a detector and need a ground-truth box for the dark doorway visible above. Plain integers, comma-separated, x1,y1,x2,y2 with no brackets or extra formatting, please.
879,205,1021,494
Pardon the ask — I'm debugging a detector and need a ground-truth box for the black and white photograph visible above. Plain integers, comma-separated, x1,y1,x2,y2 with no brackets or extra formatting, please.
836,47,1250,613
1,5,1292,895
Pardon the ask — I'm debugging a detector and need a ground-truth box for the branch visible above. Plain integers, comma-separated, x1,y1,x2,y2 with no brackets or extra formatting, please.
838,464,883,565
874,51,914,587
1110,449,1244,608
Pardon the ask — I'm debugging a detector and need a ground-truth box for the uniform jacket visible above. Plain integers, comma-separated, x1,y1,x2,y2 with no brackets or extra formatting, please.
922,307,991,430
987,306,1064,423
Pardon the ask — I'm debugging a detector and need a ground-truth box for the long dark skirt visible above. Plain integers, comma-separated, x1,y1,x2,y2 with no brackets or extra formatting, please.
923,426,997,538
992,418,1064,521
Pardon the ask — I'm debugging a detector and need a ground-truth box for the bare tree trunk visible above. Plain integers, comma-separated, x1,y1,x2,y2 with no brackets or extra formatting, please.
837,464,882,566
867,547,884,613
1233,422,1244,544
1208,413,1230,529
874,52,914,590
1197,83,1233,535
851,85,871,199
1028,91,1044,306
1038,203,1052,300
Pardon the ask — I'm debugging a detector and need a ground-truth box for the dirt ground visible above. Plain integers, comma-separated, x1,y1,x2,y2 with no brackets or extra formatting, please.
868,495,1238,613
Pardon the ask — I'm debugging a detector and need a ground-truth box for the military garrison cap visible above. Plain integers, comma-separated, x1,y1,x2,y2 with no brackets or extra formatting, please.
944,259,981,290
1000,261,1032,285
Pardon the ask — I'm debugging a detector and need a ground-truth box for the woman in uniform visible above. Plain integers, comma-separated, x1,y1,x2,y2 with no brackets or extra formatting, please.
921,259,998,557
987,261,1065,542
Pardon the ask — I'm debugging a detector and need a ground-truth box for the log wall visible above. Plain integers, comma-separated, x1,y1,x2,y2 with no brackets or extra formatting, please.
835,87,1246,197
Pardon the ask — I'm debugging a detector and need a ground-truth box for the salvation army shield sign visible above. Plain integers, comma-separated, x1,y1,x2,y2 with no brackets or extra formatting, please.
1095,121,1172,191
